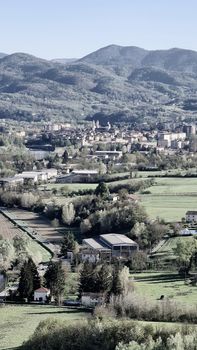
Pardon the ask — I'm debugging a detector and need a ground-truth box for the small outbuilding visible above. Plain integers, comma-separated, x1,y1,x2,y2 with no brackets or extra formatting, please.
81,292,105,307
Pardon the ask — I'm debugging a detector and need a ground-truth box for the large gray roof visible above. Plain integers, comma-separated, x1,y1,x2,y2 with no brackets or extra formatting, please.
100,234,138,246
83,238,111,251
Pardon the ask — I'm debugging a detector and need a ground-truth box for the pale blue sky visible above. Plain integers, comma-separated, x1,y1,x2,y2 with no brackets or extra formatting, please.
1,0,197,59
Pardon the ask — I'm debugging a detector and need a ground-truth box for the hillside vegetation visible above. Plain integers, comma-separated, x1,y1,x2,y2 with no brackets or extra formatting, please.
1,45,197,122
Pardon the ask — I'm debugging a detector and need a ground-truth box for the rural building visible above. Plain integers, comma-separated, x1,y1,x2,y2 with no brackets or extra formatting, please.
34,287,50,302
186,211,197,223
56,169,98,183
81,292,105,307
93,150,122,160
81,234,138,262
0,176,24,190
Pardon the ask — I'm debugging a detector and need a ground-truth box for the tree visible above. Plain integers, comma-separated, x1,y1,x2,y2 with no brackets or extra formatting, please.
80,218,92,234
79,261,96,295
18,257,40,300
130,251,147,272
62,149,69,164
44,261,65,305
62,203,75,225
174,238,197,275
79,262,113,296
95,264,112,293
110,264,123,296
28,257,41,291
61,232,77,257
119,266,131,295
18,261,33,300
95,182,109,198
98,162,107,175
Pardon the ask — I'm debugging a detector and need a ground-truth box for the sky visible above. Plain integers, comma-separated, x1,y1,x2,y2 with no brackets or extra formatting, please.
1,0,197,59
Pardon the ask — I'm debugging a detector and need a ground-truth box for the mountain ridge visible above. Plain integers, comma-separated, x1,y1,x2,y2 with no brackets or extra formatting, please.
0,45,197,123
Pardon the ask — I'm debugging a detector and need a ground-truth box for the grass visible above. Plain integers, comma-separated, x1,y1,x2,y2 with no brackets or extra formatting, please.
140,177,197,222
26,239,51,263
0,304,89,350
133,271,197,305
41,176,143,192
152,236,194,259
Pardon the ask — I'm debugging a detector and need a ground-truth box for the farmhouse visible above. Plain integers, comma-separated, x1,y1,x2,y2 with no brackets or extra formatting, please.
186,211,197,223
81,233,138,262
81,292,105,307
56,169,98,183
34,287,50,302
94,150,122,160
0,176,24,190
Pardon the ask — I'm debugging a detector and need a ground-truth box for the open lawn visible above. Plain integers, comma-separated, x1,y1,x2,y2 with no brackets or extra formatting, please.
133,271,197,305
0,304,89,350
0,213,51,263
42,176,143,192
152,236,194,259
140,177,197,222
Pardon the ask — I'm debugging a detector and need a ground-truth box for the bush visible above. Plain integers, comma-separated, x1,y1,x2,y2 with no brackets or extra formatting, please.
22,318,197,350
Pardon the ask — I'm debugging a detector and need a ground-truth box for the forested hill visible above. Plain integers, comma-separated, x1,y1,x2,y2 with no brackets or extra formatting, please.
1,45,197,123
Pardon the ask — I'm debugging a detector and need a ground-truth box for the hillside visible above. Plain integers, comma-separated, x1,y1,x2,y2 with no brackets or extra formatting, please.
0,45,197,123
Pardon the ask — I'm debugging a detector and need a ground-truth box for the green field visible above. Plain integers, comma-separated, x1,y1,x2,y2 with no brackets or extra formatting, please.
152,236,194,259
140,177,197,222
27,239,52,263
0,305,89,350
133,271,197,305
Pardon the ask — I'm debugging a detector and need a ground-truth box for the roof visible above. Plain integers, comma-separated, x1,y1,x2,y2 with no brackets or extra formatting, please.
83,238,111,251
72,170,98,175
100,234,138,246
34,287,49,293
186,211,197,215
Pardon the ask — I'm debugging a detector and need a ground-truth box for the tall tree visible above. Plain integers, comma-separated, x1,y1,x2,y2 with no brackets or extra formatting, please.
60,232,77,257
110,264,123,296
62,203,76,225
44,261,65,305
18,258,40,300
95,182,109,198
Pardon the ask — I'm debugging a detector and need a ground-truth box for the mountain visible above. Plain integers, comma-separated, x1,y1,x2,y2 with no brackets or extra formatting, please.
0,53,7,59
0,46,197,123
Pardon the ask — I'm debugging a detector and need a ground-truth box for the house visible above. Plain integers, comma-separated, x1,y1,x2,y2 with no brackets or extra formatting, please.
80,238,111,263
81,292,105,307
0,176,24,190
94,150,122,160
81,234,138,262
34,287,50,302
56,169,98,183
186,211,197,223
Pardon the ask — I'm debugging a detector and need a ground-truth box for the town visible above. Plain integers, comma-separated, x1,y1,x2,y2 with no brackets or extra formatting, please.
1,0,197,348
1,116,197,348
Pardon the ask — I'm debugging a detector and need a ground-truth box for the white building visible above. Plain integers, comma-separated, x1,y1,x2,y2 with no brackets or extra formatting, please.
81,292,105,307
34,287,50,302
186,211,197,223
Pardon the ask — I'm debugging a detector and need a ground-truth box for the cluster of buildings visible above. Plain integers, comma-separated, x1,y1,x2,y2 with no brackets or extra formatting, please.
0,168,58,189
80,233,138,263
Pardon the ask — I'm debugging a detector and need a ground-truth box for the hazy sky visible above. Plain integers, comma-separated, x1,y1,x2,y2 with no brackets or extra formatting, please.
1,0,197,59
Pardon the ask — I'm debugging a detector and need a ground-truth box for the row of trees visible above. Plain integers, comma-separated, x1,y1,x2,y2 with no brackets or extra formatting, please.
18,258,65,304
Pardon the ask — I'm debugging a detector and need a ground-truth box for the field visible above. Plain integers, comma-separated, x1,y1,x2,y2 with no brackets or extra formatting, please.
0,213,51,263
133,271,197,305
3,208,76,255
0,304,89,350
152,236,194,259
140,177,197,222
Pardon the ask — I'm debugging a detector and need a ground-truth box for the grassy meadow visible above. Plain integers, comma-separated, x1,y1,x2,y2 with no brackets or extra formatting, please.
133,271,197,305
0,305,89,350
140,177,197,222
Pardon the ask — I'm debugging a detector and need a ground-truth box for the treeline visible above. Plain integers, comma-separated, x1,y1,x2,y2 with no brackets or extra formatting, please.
22,318,197,350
